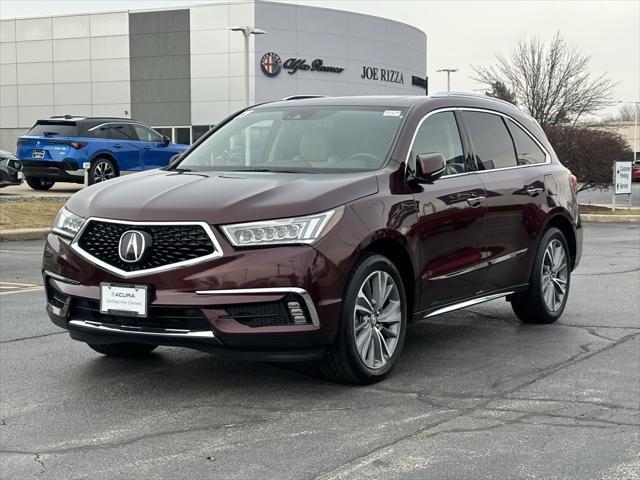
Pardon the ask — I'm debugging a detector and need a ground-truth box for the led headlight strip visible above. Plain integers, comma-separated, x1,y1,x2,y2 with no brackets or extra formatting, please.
221,207,343,247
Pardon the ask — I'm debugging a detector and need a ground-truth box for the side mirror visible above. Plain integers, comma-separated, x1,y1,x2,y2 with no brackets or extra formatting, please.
414,153,446,182
162,135,171,144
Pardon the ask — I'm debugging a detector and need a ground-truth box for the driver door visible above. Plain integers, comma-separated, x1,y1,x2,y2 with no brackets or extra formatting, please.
131,124,175,169
409,110,488,309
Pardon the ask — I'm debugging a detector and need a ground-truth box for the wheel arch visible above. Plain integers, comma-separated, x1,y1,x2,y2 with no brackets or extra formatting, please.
90,152,120,175
542,211,577,270
357,236,417,319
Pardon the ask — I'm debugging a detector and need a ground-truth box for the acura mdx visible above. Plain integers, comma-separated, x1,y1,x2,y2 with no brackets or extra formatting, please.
43,93,582,384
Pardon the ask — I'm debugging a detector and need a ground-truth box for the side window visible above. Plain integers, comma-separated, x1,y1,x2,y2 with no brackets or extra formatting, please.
132,124,163,142
505,119,547,165
463,111,517,170
107,124,136,140
410,111,465,176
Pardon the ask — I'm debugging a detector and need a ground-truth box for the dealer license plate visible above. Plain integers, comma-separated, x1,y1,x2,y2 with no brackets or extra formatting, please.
32,150,44,159
100,283,148,317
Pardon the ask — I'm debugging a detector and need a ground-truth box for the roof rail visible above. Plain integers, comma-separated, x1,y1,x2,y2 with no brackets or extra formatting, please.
282,95,328,101
432,91,518,109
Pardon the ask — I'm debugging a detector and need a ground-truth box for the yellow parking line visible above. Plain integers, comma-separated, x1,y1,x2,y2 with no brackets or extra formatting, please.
0,287,44,295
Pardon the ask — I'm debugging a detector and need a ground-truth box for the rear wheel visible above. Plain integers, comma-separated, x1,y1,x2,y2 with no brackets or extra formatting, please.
88,342,157,357
321,254,407,384
25,176,55,191
89,157,117,185
510,227,571,324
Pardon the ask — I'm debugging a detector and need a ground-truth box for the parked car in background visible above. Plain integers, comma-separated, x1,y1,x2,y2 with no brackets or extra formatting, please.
632,161,640,182
17,116,189,190
43,94,582,384
0,150,23,188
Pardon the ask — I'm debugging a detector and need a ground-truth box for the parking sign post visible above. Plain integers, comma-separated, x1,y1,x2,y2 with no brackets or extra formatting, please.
612,161,632,211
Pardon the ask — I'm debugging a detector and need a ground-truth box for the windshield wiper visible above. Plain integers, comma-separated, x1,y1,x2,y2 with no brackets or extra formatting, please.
234,168,299,173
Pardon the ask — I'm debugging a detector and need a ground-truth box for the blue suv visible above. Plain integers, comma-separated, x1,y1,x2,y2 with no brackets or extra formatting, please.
17,116,188,190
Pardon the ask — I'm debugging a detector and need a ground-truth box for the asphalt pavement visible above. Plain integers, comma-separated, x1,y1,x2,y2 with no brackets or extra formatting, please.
0,224,639,479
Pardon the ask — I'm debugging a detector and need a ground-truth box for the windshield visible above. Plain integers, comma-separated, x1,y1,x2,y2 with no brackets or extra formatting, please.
27,122,77,137
176,106,407,173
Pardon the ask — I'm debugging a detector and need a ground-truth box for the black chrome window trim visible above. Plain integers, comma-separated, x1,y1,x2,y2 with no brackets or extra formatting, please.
70,217,224,279
404,107,551,180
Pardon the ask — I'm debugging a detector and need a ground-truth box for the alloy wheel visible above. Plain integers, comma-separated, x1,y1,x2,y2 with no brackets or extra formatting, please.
541,239,568,312
353,270,402,369
93,161,115,183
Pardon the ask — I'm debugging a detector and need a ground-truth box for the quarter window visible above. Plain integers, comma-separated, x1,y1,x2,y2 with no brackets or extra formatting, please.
410,112,465,176
463,111,517,170
506,119,547,165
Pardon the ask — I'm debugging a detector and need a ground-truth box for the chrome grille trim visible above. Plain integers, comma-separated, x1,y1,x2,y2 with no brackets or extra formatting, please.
68,319,215,338
71,217,224,278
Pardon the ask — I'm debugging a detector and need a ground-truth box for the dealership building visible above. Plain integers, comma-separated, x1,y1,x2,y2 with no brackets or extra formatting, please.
0,0,427,150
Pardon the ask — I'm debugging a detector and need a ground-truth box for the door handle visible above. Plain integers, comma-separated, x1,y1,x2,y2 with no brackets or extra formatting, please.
526,187,544,196
144,146,151,150
466,196,486,207
113,144,122,149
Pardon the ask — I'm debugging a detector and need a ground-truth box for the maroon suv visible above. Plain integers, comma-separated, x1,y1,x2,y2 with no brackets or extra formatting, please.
43,93,582,384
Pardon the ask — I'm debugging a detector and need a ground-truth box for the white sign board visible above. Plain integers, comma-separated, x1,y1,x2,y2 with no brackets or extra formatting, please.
614,161,632,194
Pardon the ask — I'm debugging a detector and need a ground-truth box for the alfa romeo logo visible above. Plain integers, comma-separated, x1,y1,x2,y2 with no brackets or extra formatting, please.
260,52,282,77
118,230,150,263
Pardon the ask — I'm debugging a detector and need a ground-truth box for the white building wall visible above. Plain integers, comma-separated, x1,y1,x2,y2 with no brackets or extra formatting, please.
254,1,427,102
0,12,131,131
189,1,255,126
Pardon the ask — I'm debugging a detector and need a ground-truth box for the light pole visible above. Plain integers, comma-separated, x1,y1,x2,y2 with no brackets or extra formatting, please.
228,26,267,107
436,68,458,92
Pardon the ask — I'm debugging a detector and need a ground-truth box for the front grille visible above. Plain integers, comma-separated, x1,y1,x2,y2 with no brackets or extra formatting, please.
70,299,211,331
77,220,217,272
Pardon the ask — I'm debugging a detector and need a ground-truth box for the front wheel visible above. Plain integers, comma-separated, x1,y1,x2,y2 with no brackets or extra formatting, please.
25,176,55,191
89,157,117,185
88,342,157,357
321,254,407,384
510,227,571,324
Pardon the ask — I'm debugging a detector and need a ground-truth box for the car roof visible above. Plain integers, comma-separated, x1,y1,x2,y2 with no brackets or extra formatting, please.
256,92,527,117
40,116,140,123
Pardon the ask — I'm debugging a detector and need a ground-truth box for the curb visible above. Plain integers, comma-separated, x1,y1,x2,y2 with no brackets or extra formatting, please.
581,214,639,223
0,195,72,203
0,228,50,241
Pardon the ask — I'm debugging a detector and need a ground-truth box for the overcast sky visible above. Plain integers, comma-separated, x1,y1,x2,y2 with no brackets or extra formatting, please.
2,0,638,117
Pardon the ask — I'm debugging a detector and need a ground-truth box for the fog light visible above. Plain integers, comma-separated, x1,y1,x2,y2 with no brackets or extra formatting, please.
287,301,308,324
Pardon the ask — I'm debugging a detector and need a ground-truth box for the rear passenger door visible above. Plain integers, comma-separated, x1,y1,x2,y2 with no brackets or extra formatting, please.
460,110,549,292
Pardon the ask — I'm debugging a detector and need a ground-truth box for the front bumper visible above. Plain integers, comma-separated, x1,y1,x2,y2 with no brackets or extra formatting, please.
43,232,344,361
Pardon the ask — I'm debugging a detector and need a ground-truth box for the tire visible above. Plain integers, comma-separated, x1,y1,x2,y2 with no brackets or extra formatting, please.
25,176,55,191
89,157,117,185
88,342,157,357
321,253,407,384
510,227,571,324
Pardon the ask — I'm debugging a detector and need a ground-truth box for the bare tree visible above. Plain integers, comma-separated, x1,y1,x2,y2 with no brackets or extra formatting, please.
613,103,637,122
485,81,516,104
474,33,616,126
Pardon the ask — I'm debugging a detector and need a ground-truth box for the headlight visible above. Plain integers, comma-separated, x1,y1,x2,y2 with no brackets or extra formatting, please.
52,207,86,238
222,207,343,246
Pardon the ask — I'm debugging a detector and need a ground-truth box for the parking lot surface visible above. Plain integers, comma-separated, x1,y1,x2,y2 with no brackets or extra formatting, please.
0,223,638,479
0,183,82,199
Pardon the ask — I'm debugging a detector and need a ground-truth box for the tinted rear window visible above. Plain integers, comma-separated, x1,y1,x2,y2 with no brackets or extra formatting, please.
27,122,76,137
463,111,517,170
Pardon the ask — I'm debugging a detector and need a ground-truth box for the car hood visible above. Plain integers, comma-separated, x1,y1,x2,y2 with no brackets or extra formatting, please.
66,169,379,224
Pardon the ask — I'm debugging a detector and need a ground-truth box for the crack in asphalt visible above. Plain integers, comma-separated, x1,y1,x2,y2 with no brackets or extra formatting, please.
574,267,640,276
0,418,269,457
311,331,640,480
33,454,45,474
0,331,66,344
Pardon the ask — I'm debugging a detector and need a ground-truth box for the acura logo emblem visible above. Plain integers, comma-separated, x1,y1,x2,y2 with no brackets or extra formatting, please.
118,230,150,263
